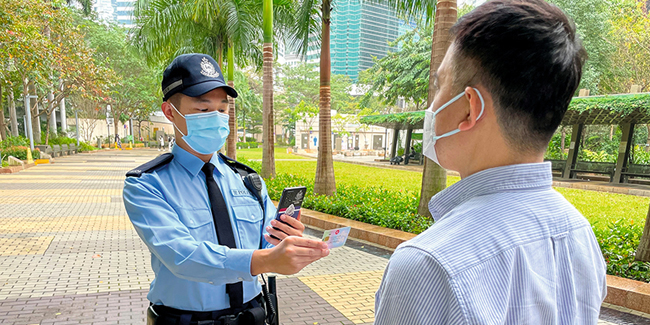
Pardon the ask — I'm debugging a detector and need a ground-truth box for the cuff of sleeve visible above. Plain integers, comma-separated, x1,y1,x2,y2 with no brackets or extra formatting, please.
225,248,256,281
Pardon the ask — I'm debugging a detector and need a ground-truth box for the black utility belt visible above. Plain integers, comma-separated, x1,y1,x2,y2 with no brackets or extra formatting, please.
149,294,266,325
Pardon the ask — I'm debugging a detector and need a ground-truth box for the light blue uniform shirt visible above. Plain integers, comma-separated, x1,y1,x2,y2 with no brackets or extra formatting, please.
375,163,607,324
123,145,276,311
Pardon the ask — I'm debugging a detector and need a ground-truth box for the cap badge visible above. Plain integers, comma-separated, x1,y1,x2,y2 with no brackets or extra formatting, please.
200,57,220,78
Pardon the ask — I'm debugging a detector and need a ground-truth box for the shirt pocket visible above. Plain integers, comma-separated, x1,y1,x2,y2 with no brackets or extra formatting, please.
176,207,216,243
232,197,264,249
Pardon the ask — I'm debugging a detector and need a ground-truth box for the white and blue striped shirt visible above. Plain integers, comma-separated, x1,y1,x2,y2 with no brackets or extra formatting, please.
375,163,607,324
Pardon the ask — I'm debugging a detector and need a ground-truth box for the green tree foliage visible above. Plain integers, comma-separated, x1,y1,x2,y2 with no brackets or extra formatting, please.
1,0,112,144
78,18,159,136
548,0,614,94
601,0,650,93
358,23,432,111
234,70,263,140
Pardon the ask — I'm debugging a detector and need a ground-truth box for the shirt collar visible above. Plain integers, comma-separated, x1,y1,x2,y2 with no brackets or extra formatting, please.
172,145,223,177
428,162,553,222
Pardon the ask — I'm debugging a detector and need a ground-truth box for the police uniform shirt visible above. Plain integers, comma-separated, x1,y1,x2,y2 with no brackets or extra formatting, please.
123,144,276,312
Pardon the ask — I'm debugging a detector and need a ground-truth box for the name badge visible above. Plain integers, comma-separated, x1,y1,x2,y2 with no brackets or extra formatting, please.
231,189,252,197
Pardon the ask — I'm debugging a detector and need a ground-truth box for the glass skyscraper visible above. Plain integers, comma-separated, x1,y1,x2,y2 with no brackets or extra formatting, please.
113,0,137,28
304,0,403,82
91,0,136,28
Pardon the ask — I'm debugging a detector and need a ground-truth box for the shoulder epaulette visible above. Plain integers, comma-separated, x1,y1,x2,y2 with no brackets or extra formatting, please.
126,153,174,177
219,153,257,176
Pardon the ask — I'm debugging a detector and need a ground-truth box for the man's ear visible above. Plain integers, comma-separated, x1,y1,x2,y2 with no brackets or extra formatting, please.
161,101,175,123
458,87,485,132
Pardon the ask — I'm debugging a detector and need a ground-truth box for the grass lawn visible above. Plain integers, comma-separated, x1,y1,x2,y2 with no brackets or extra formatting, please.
236,147,306,160
238,148,648,228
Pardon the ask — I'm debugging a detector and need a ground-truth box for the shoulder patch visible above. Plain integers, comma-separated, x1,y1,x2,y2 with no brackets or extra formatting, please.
126,153,174,178
218,153,257,176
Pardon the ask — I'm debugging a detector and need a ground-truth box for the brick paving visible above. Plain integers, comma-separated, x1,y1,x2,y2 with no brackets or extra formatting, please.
0,149,646,324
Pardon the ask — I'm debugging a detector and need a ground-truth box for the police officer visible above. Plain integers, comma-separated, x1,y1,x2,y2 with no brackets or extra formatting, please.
123,53,330,325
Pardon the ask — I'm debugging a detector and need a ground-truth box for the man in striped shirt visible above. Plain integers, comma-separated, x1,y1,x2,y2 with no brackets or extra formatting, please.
375,1,607,324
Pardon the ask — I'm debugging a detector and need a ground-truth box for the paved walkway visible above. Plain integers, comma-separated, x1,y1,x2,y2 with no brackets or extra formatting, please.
0,149,648,324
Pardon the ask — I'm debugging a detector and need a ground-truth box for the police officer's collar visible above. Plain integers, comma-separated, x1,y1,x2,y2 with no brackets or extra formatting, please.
172,145,227,177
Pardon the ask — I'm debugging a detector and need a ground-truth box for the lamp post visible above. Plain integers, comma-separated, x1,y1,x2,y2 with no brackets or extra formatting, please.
75,110,79,146
23,94,38,151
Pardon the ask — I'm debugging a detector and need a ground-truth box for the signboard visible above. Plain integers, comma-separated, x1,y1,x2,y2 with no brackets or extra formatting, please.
106,118,114,125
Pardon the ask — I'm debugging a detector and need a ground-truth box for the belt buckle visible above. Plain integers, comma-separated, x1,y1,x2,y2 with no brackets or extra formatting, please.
218,314,237,325
197,321,215,325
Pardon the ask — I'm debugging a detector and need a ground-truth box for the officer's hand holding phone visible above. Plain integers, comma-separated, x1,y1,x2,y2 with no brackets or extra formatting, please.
265,211,304,245
266,186,307,244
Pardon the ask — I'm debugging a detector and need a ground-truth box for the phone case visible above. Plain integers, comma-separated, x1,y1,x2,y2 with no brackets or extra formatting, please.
274,186,306,221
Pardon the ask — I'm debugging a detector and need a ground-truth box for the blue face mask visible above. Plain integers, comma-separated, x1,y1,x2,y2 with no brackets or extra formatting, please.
170,102,230,155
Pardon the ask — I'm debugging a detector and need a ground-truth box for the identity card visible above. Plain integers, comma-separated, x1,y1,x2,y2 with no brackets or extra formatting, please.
322,226,351,249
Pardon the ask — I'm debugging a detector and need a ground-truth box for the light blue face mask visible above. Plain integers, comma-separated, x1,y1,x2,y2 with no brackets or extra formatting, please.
423,88,485,166
170,102,230,155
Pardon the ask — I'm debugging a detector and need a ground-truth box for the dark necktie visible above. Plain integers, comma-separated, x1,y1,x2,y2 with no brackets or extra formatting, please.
202,163,243,309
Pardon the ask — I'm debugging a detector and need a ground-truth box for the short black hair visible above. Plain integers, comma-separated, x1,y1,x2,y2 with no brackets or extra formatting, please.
450,0,587,152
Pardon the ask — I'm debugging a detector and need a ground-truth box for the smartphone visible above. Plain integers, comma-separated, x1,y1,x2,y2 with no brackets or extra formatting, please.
275,186,307,222
269,186,306,240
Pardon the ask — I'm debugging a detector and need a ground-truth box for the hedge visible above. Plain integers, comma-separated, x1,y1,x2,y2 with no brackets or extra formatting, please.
0,146,41,160
238,156,650,282
360,92,650,127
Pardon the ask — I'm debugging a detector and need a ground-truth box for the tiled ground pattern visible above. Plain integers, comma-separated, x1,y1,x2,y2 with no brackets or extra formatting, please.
0,150,646,325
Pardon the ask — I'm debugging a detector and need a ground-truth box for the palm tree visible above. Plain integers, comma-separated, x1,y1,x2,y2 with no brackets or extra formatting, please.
259,0,297,178
261,0,275,178
133,0,262,159
295,0,336,196
417,1,457,218
379,0,457,218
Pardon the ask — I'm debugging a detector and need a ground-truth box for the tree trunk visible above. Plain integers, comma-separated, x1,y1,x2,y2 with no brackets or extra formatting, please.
29,82,41,144
0,83,6,141
418,0,457,218
44,113,51,145
48,88,56,136
9,90,18,137
261,0,276,178
635,203,650,262
226,43,237,159
314,0,336,196
114,117,119,144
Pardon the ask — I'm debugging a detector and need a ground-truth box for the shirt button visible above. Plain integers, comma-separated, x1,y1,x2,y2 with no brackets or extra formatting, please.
208,281,214,284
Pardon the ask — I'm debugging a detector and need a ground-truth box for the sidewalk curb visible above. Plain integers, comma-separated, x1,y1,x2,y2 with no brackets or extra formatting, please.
298,207,650,315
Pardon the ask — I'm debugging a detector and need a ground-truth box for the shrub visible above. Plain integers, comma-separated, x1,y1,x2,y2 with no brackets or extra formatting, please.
239,156,650,282
78,142,97,152
593,220,650,282
262,172,431,234
581,149,615,163
633,145,650,165
1,146,41,160
237,142,260,149
0,136,29,149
